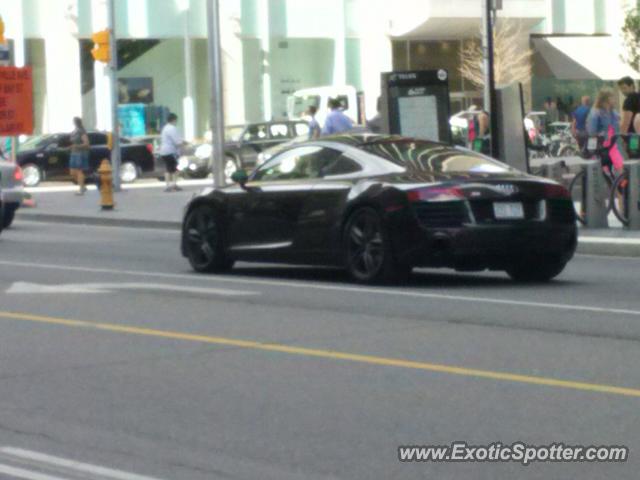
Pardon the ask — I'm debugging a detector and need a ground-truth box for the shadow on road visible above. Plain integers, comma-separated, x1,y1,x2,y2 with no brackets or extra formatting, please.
227,264,581,290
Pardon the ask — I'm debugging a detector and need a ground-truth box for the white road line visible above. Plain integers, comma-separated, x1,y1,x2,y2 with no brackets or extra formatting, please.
1,259,640,317
0,463,68,480
0,447,165,480
6,281,258,297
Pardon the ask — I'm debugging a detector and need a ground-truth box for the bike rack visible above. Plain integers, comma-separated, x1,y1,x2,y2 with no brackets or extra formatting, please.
540,160,566,183
625,161,640,230
583,161,609,229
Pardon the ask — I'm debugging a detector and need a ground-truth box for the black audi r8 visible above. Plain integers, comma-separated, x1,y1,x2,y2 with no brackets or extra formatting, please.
181,134,576,283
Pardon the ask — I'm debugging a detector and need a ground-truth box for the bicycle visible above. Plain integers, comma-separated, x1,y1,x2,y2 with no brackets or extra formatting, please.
609,134,640,226
568,135,625,225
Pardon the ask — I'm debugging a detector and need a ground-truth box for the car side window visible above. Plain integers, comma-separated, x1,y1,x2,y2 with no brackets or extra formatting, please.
320,154,362,176
252,146,342,182
269,124,289,139
243,125,268,142
294,123,310,137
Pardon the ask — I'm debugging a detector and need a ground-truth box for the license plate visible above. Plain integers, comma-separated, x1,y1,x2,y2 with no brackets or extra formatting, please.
493,202,524,219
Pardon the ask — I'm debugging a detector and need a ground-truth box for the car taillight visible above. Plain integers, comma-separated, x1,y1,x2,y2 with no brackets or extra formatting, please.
543,183,570,199
13,166,24,183
408,186,465,202
146,143,154,154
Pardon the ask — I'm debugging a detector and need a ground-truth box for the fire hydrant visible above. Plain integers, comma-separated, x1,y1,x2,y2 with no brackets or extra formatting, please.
97,159,114,210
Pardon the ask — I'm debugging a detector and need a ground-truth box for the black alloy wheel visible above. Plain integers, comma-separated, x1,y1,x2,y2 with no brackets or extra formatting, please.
184,205,234,273
343,207,409,284
506,256,567,282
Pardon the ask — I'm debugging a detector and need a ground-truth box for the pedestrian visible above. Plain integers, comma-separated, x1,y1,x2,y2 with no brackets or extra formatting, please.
159,113,187,192
571,95,591,150
617,76,640,135
366,97,382,133
307,105,321,140
321,98,354,136
587,88,624,171
587,88,620,137
68,117,90,195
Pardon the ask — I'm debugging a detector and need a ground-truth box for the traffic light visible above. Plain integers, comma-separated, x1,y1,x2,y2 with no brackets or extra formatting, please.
0,15,6,44
91,29,110,63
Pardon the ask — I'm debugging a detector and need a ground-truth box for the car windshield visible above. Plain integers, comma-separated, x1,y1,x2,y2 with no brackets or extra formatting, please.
291,94,321,118
19,135,52,151
225,126,245,142
361,139,513,174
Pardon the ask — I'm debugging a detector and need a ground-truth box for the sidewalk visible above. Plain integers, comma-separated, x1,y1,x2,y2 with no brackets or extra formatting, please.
14,180,640,257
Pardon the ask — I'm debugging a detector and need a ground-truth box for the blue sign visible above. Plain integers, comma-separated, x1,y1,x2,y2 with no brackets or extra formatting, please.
118,103,146,137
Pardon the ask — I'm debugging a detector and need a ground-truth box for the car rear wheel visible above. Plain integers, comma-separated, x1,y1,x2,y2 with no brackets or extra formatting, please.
343,207,410,284
183,204,234,273
22,164,42,187
506,257,567,282
120,162,139,183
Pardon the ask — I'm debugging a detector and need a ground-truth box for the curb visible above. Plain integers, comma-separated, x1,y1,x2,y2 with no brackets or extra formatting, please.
17,213,181,230
18,212,640,258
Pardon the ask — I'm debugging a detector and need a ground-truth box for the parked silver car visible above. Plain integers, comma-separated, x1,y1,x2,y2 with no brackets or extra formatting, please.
1,160,27,229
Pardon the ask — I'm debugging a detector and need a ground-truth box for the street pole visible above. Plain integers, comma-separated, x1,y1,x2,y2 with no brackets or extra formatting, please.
108,0,121,191
182,2,195,141
206,0,225,188
482,0,499,158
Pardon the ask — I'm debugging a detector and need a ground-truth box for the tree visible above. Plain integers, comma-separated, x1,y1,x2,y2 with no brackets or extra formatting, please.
622,8,640,72
459,20,533,88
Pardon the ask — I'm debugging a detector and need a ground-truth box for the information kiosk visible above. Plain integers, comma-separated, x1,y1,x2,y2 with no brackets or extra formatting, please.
380,70,451,144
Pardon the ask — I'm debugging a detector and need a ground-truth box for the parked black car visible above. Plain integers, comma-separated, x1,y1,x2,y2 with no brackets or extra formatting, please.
181,134,577,284
17,132,156,187
178,121,310,182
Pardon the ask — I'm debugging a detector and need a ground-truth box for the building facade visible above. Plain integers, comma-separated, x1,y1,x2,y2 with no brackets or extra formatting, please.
0,0,637,137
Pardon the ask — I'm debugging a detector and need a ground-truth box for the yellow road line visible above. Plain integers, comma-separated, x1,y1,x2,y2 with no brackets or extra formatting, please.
1,310,640,398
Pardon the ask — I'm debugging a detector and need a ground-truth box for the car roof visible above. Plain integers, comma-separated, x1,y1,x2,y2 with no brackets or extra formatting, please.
317,133,450,150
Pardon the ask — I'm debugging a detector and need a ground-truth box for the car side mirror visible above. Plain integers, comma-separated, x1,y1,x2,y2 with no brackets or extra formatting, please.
231,169,248,186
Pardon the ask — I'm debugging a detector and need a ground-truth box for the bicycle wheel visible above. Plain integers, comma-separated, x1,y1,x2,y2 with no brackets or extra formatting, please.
610,171,630,226
569,170,613,225
569,170,587,225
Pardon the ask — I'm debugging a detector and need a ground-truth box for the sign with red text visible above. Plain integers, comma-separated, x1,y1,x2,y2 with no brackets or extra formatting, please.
0,66,33,135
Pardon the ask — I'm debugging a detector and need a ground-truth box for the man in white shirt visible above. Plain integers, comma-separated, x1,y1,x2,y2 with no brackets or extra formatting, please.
159,113,186,192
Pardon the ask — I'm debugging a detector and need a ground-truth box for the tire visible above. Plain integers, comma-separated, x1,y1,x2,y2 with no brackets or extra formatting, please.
610,171,630,226
120,162,139,183
183,204,234,273
559,145,580,157
22,163,42,187
224,156,239,185
2,205,16,229
343,207,410,284
568,170,613,225
506,257,567,282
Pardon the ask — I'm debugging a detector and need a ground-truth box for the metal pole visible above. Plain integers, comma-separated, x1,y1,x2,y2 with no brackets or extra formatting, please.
481,0,490,112
108,0,121,191
182,2,195,141
206,0,225,188
483,0,499,158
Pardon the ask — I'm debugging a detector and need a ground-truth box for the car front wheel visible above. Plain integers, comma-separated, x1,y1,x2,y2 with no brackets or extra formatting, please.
22,164,42,187
343,207,410,284
183,204,234,273
120,162,139,183
2,204,17,229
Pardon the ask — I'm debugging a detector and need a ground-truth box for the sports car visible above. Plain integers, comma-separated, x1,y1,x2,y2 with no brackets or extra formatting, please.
181,134,577,283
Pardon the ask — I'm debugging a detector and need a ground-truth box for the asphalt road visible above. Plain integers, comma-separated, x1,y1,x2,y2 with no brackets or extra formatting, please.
0,221,639,479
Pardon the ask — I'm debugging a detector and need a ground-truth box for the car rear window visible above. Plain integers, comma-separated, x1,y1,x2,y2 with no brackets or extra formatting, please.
360,140,512,174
